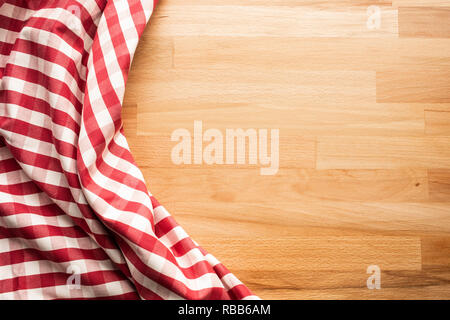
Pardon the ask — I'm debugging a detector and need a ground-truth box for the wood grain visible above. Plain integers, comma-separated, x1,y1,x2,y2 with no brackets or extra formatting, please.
122,0,450,299
203,237,422,271
425,110,450,135
399,7,450,38
376,68,450,103
316,136,450,169
141,168,428,202
429,169,450,201
171,37,450,72
151,5,398,38
166,201,450,237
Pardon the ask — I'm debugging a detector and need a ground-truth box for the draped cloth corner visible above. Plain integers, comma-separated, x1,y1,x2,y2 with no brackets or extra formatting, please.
0,0,257,300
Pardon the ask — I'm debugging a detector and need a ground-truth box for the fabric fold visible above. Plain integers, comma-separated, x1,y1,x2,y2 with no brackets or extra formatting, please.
0,0,256,300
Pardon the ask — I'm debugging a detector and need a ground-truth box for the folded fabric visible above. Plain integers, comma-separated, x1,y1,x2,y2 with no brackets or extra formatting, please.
0,0,256,299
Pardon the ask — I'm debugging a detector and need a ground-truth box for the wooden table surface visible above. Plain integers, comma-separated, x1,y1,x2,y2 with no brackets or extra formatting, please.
122,0,450,299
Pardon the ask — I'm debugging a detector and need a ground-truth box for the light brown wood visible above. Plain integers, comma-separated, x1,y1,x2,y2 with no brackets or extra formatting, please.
399,7,450,38
316,136,450,169
122,0,450,299
425,110,450,135
140,168,429,202
429,169,450,201
376,68,450,103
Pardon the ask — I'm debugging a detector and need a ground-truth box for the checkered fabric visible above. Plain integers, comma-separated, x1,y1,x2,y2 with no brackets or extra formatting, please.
0,0,257,299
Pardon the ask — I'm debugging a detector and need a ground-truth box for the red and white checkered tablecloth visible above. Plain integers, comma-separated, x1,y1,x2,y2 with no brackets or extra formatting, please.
0,0,257,300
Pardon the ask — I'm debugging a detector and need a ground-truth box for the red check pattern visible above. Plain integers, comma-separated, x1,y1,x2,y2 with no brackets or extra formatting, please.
0,0,256,299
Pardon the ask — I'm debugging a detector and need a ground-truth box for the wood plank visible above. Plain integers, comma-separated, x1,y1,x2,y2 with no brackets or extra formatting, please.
316,136,450,169
425,110,450,135
142,168,428,202
173,37,450,72
165,201,450,238
200,237,421,271
393,0,450,7
151,5,398,38
421,236,450,269
135,102,423,137
376,69,450,103
233,269,450,299
429,169,450,201
399,7,450,38
424,104,450,112
167,0,393,6
132,68,375,109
